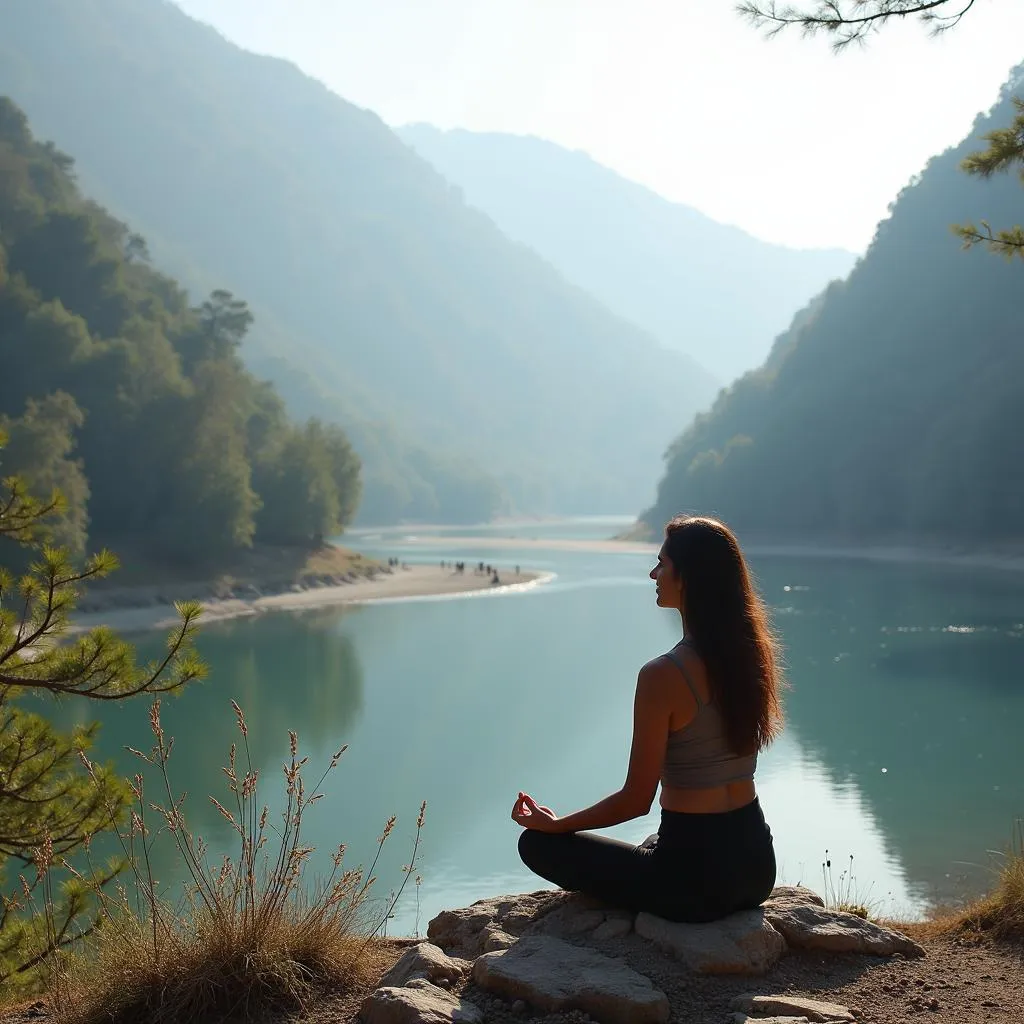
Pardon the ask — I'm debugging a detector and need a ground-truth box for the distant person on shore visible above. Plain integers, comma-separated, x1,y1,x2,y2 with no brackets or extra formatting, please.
512,515,783,923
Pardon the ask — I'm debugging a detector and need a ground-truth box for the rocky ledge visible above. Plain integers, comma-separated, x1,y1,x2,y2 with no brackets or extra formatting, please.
360,886,924,1024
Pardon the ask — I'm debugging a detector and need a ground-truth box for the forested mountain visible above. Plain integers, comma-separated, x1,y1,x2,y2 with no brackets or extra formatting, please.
641,66,1024,542
397,125,857,383
0,97,360,564
0,0,719,522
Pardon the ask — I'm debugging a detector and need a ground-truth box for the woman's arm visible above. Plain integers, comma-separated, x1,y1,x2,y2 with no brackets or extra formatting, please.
513,660,672,834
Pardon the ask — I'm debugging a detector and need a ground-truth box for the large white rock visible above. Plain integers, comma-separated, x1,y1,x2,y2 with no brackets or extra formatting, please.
732,992,855,1021
360,980,483,1024
375,941,471,990
635,908,786,975
763,901,925,957
473,934,670,1024
427,891,564,956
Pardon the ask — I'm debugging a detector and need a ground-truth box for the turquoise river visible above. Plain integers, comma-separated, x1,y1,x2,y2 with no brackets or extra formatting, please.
46,517,1024,936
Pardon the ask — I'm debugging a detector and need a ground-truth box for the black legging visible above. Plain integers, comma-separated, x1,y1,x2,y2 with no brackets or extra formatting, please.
517,798,776,923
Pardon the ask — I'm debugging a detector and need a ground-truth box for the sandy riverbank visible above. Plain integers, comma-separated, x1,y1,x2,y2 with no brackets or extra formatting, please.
392,532,1024,573
72,565,551,635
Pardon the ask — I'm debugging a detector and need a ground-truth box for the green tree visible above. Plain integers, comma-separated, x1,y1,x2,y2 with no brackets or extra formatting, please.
156,360,260,560
322,423,362,529
0,435,204,988
255,420,351,547
0,392,89,557
8,210,129,339
174,289,253,374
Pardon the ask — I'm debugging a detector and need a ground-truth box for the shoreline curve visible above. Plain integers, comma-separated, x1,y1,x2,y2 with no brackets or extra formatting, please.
71,565,554,636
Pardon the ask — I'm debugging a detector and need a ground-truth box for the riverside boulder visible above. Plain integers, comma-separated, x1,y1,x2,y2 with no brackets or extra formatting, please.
473,935,670,1024
360,979,484,1024
363,886,923,1022
635,907,786,975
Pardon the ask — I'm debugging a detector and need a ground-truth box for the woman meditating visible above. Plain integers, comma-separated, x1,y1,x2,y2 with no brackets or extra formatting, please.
512,515,783,923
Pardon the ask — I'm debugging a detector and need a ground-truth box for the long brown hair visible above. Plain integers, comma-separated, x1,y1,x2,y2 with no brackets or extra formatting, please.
663,515,784,755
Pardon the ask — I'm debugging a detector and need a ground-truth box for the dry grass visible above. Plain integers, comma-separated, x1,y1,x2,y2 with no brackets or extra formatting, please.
25,701,423,1024
886,821,1024,946
68,911,378,1024
946,821,1024,943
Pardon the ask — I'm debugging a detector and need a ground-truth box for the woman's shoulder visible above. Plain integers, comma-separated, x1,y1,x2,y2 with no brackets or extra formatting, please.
639,648,688,683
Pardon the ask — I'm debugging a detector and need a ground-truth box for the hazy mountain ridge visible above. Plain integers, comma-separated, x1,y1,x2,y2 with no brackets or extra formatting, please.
641,65,1024,542
397,124,857,382
0,0,719,522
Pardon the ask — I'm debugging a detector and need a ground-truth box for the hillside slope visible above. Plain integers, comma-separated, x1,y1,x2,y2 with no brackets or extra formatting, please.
0,0,718,519
641,66,1024,542
0,97,360,564
398,124,856,382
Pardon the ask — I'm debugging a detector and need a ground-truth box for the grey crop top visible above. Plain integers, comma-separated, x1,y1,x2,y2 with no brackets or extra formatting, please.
660,642,757,789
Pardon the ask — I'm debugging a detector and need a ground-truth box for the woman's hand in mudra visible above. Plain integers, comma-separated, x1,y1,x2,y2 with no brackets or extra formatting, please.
511,791,561,832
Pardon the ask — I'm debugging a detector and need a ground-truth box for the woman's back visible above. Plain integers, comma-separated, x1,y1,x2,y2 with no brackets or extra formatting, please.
658,641,760,814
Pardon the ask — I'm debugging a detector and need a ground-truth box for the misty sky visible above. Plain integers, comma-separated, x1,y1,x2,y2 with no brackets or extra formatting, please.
172,0,1024,254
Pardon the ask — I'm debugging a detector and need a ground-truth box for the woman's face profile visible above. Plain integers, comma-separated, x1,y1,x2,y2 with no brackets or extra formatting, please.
650,543,683,610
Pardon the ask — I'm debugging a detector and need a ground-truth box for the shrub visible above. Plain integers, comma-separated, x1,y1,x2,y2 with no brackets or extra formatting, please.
27,700,424,1024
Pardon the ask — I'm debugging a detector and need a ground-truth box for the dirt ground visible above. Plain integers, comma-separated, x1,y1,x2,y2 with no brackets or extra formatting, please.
3,932,1020,1024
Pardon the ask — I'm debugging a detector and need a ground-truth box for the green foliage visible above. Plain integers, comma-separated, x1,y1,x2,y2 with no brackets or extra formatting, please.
954,97,1024,261
0,96,361,562
0,394,88,556
255,420,361,547
643,70,1024,542
0,436,204,989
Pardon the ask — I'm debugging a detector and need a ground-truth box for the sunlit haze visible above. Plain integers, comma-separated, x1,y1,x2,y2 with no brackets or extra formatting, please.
172,0,1024,253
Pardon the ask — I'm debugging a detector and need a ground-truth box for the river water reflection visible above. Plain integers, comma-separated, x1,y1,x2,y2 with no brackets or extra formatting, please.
47,518,1024,934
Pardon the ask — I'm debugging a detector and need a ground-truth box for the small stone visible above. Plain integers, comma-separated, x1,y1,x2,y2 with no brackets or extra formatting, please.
732,1016,811,1024
562,909,607,934
732,993,855,1022
376,941,471,990
593,916,633,940
511,999,526,1014
361,982,483,1023
482,923,517,950
768,886,826,907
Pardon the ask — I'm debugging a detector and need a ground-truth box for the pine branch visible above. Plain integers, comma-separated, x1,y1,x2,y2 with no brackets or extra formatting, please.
952,221,1024,261
960,97,1024,180
737,0,979,48
0,547,205,700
